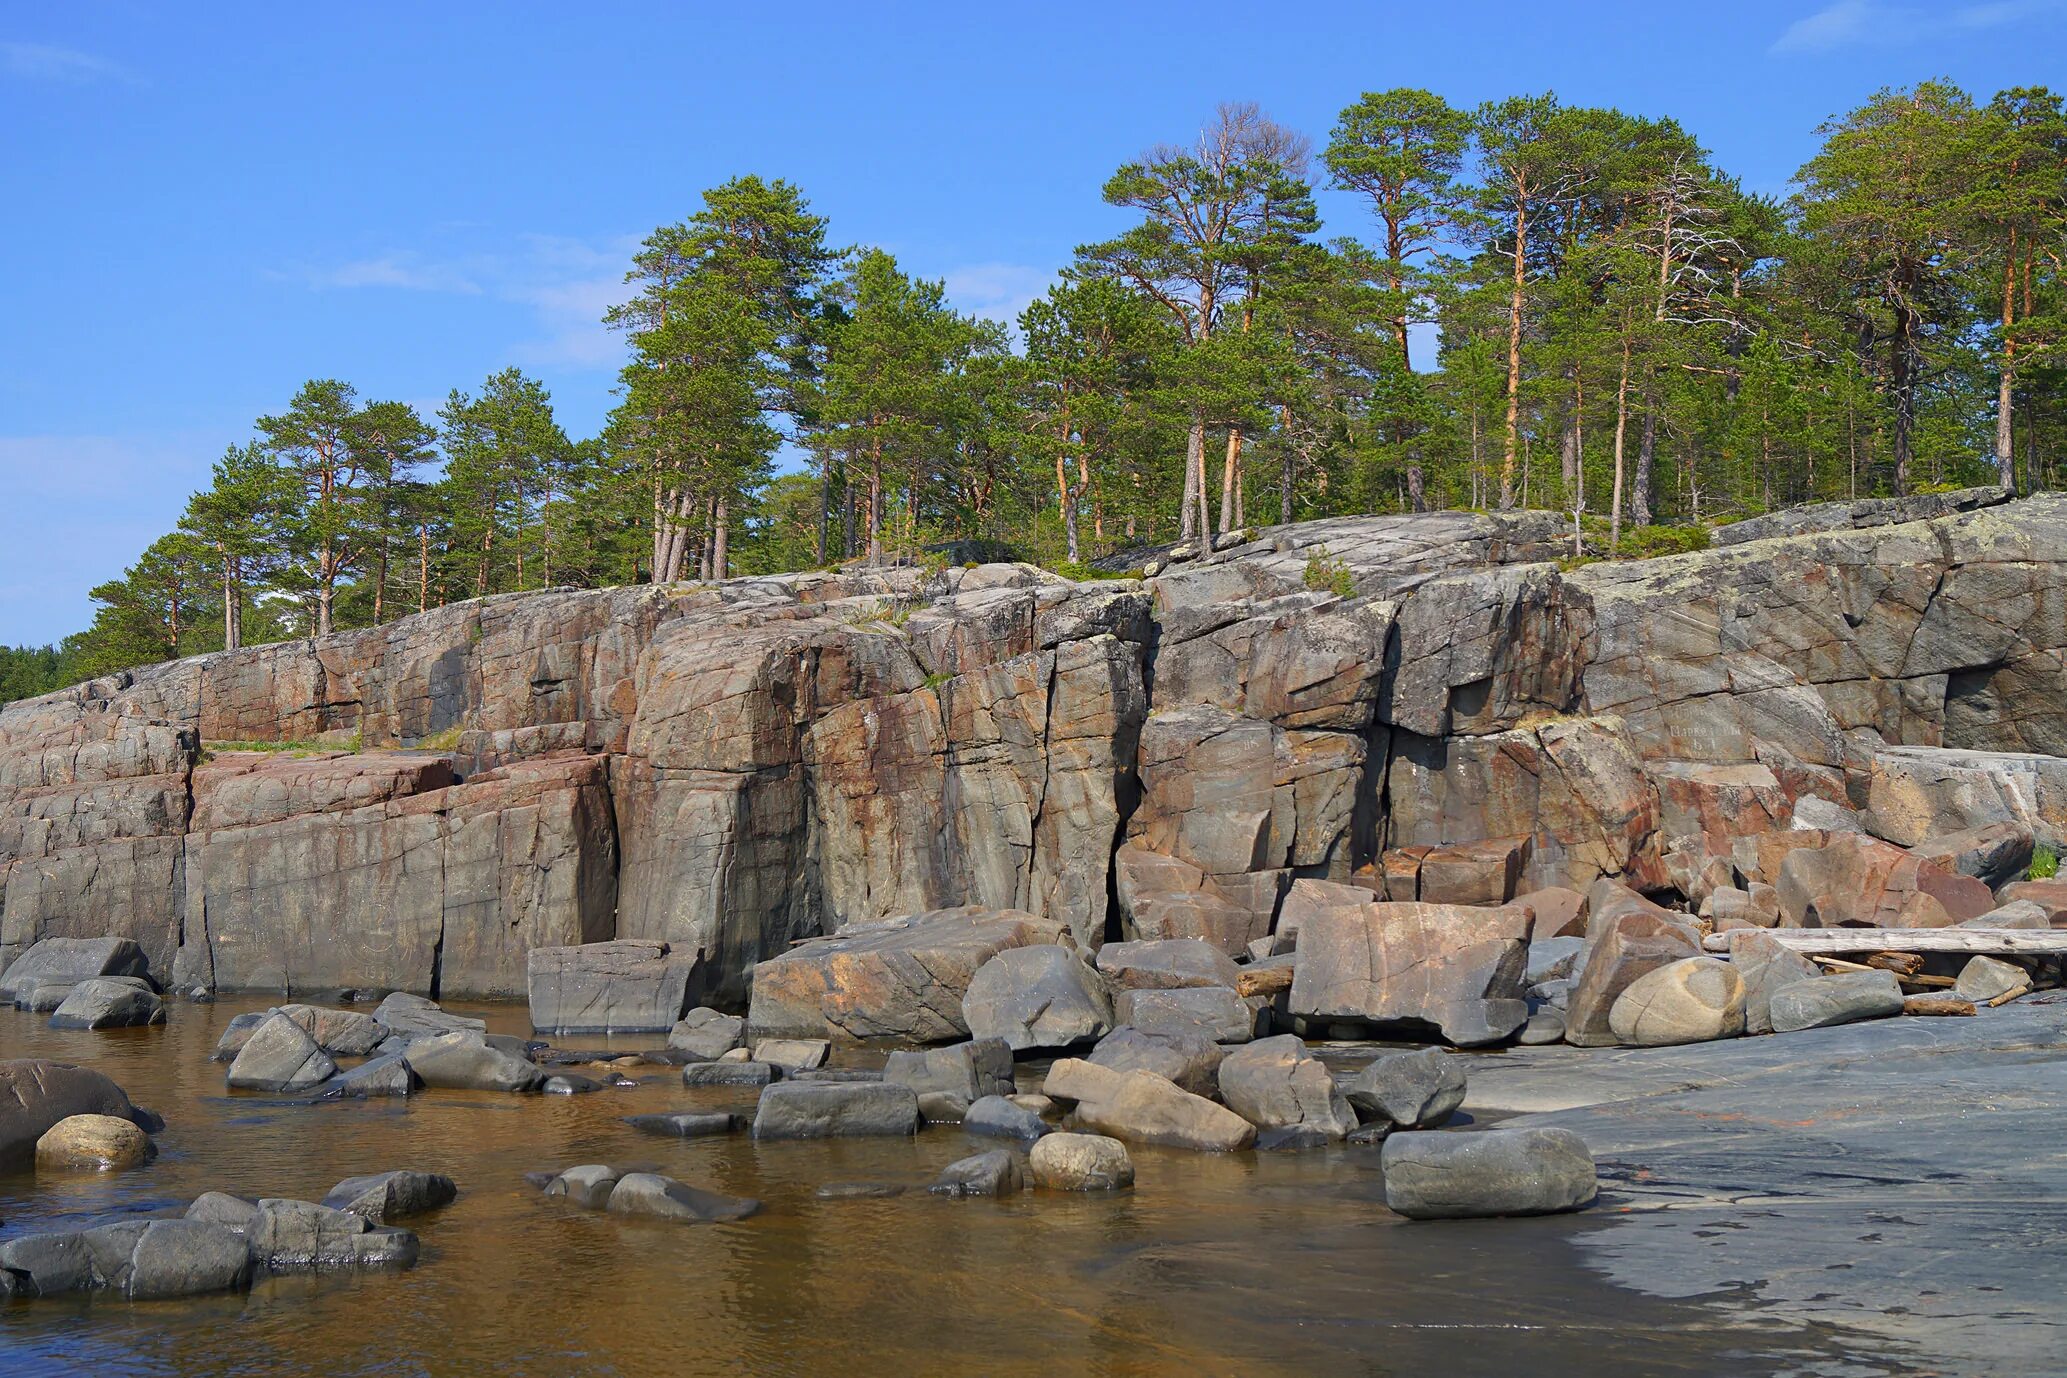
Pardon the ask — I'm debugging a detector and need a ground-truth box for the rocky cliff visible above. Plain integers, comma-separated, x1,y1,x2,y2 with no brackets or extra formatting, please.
3,492,2061,1008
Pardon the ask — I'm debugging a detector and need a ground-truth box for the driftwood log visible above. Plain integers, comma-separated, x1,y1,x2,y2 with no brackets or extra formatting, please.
1701,928,2067,956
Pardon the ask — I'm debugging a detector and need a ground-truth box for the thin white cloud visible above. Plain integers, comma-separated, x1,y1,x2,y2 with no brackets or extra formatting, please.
943,261,1055,330
1771,0,2061,52
288,233,638,372
1,40,134,83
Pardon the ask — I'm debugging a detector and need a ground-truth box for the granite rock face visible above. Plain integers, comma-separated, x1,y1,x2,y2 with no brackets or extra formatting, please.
2,498,2062,1018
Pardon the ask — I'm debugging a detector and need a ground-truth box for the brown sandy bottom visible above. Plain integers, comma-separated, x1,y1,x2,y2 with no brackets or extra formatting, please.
0,1000,1912,1378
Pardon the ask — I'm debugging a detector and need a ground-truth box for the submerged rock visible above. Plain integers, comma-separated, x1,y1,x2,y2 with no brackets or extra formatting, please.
751,1082,921,1140
604,1172,760,1223
931,1149,1025,1197
34,1113,153,1170
963,1094,1050,1141
47,977,164,1031
625,1111,741,1139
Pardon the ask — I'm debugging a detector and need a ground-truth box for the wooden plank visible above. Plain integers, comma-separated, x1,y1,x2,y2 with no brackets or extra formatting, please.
1702,927,2067,955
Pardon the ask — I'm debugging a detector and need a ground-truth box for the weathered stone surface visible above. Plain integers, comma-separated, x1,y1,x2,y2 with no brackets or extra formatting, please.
2000,879,2067,925
35,1112,152,1170
1085,1026,1226,1097
326,1053,419,1098
225,1012,338,1091
1380,1127,1598,1219
1093,936,1243,991
668,1007,747,1058
1768,971,1905,1033
1216,1035,1357,1139
320,1170,457,1223
964,1094,1050,1141
1285,883,1534,1046
625,1111,740,1139
748,907,1068,1043
1908,822,2037,890
1724,928,1823,1035
0,936,152,1008
1867,746,2067,848
962,944,1114,1052
246,1198,419,1271
1411,836,1534,906
682,1060,779,1087
1042,1057,1255,1151
882,1039,1015,1101
931,1149,1025,1198
543,1164,622,1209
527,938,689,1035
1513,886,1588,939
1111,986,1255,1043
753,1038,830,1070
1028,1132,1134,1190
604,1172,761,1223
48,977,165,1030
372,991,484,1040
1565,914,1702,1048
751,1081,921,1139
402,1031,544,1092
0,1062,156,1171
1607,957,1746,1047
1776,833,1994,928
1344,1049,1466,1129
1955,955,2031,1004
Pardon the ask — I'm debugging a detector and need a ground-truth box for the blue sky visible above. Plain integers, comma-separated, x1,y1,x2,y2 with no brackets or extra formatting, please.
4,0,2062,644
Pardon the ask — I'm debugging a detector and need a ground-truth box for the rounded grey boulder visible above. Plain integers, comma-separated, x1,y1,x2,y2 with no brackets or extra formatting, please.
930,1149,1025,1197
225,1013,338,1092
604,1172,761,1222
1345,1048,1466,1129
962,945,1114,1052
1767,970,1904,1033
750,1081,921,1140
963,1094,1050,1141
48,978,165,1031
1381,1128,1598,1219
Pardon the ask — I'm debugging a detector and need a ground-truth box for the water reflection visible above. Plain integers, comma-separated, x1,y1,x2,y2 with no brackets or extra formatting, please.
0,999,1892,1376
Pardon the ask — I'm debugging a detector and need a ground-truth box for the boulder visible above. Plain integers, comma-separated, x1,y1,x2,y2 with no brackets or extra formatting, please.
1380,1128,1598,1219
1518,1008,1566,1044
604,1172,761,1223
320,1170,457,1223
544,1164,623,1208
1093,938,1243,991
0,937,151,1009
747,906,1069,1042
1042,1057,1255,1151
48,978,165,1031
1525,937,1585,985
1909,822,2037,890
211,1011,268,1060
275,1004,385,1056
882,1039,1015,1101
1110,986,1255,1043
1607,957,1747,1047
402,1031,544,1092
931,1149,1025,1198
185,1192,260,1229
526,939,689,1035
35,1113,153,1170
1028,1132,1134,1191
752,1038,831,1070
1513,886,1587,939
963,1094,1050,1141
1344,1049,1466,1130
1776,833,1993,928
372,992,485,1040
750,1082,921,1140
1284,883,1534,1046
1965,900,2051,930
93,1219,253,1299
1723,929,1823,1035
327,1053,419,1098
246,1199,419,1271
625,1111,741,1139
668,1007,747,1059
1955,955,2031,1004
682,1060,780,1087
0,1230,98,1295
2001,879,2067,926
1564,913,1701,1047
1768,970,1905,1033
225,1012,339,1092
1216,1035,1357,1139
1086,1026,1227,1097
1412,836,1533,906
917,1091,968,1122
962,945,1115,1052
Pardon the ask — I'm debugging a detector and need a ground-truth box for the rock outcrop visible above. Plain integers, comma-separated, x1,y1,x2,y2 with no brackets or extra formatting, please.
1,495,2061,1023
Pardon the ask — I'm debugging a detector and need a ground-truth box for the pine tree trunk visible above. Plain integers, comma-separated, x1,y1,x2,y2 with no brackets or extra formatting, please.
1997,234,2017,489
1056,444,1079,564
1633,400,1655,526
220,551,239,652
1500,194,1528,510
1180,416,1205,543
867,439,883,565
1218,427,1242,534
712,496,729,579
418,526,430,614
1610,331,1631,555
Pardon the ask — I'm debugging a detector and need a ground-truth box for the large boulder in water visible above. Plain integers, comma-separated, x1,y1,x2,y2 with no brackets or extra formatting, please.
1042,1056,1254,1151
35,1113,154,1170
750,1082,921,1140
1,937,151,1011
526,938,690,1035
1283,882,1534,1046
962,944,1115,1052
403,1031,544,1092
48,977,164,1030
1381,1128,1598,1219
747,906,1070,1042
320,1170,458,1223
0,1059,159,1170
1215,1035,1357,1139
245,1199,419,1271
224,1012,337,1092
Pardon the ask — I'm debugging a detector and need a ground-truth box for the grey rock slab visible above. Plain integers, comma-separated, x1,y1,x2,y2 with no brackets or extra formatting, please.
325,1052,419,1098
373,992,485,1040
750,1082,921,1140
225,1013,338,1092
668,1007,747,1059
48,978,165,1031
604,1172,761,1223
320,1170,457,1223
1956,955,2032,1003
1344,1048,1467,1129
1093,938,1243,991
0,937,151,1006
930,1149,1025,1197
1768,970,1905,1034
246,1199,419,1271
1085,1026,1226,1097
962,944,1114,1052
625,1111,740,1139
1111,986,1256,1043
681,1060,780,1087
402,1031,544,1092
543,1165,623,1209
882,1038,1015,1100
1216,1034,1357,1138
752,1038,831,1070
963,1094,1050,1141
1380,1128,1598,1219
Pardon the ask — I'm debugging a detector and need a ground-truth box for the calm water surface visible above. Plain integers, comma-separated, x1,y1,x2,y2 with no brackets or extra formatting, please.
0,999,1904,1377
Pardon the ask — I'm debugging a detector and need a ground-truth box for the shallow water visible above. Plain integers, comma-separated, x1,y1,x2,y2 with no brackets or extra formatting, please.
0,999,1907,1377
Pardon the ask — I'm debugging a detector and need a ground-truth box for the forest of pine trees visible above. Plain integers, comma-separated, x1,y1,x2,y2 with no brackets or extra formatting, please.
8,80,2064,697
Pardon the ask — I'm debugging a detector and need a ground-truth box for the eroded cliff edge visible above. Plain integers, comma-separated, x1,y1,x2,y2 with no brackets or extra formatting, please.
3,494,2061,1007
